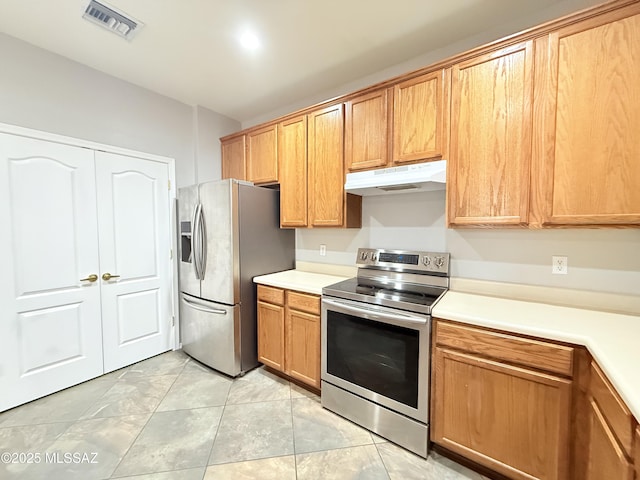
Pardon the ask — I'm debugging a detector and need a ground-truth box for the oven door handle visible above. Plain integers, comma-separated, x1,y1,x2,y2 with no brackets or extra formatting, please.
322,298,427,326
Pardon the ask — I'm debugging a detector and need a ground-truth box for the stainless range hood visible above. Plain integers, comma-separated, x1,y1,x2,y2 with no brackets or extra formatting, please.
344,160,446,196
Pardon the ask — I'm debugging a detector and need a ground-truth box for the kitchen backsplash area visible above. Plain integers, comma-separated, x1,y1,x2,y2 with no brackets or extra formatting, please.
295,191,640,296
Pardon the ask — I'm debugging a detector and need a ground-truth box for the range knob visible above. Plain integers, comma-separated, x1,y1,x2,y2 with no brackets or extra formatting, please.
360,251,369,261
434,256,445,268
422,256,431,267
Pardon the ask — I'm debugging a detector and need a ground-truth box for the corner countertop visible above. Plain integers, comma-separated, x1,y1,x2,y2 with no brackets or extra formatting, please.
253,269,349,296
433,291,640,421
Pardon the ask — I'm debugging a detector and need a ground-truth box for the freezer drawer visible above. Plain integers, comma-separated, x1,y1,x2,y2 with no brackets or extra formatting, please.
180,293,241,376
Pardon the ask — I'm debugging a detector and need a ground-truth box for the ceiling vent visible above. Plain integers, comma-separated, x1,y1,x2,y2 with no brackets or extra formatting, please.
82,0,143,40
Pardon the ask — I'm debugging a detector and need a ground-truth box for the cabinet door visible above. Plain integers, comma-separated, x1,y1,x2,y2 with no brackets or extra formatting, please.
345,89,389,171
432,347,572,480
247,124,278,184
634,426,640,479
286,309,320,389
534,8,640,225
96,152,173,373
448,42,533,227
586,399,634,480
308,104,345,227
257,300,285,371
392,70,447,164
0,134,103,412
221,135,246,180
278,115,308,227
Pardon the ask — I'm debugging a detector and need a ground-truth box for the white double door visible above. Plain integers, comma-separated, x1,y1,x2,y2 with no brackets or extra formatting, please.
0,133,173,412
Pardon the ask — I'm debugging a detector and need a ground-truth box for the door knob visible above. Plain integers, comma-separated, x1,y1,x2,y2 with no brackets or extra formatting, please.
80,274,98,282
102,272,120,281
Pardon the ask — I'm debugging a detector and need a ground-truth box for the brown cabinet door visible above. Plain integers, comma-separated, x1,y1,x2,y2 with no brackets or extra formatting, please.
586,399,634,480
392,70,447,164
534,8,640,226
278,115,308,227
432,347,572,480
448,42,533,227
634,426,640,479
257,300,285,371
345,89,389,172
286,308,320,389
247,124,278,184
221,135,246,180
308,104,345,227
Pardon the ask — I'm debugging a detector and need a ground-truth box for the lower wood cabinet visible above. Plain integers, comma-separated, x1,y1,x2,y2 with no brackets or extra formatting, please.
432,319,640,480
432,319,573,480
256,297,285,371
585,361,636,480
586,398,634,480
635,426,640,479
257,285,320,389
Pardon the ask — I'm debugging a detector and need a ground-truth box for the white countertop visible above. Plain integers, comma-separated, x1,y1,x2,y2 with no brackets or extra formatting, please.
433,291,640,421
253,269,349,295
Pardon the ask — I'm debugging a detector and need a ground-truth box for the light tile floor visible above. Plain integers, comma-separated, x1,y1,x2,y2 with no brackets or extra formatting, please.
0,350,490,480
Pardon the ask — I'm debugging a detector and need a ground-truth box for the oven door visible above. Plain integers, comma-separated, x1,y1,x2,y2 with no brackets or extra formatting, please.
321,296,430,423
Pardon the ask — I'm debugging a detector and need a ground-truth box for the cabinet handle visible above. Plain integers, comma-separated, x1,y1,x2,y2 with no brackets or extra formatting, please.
80,274,98,283
102,272,120,281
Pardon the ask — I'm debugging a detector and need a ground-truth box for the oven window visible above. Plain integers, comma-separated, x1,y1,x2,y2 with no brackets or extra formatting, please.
326,310,419,408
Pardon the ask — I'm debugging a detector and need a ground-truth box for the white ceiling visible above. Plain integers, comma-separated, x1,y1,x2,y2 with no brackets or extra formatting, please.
0,0,593,123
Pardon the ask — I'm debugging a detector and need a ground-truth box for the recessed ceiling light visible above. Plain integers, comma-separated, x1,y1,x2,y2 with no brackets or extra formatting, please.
239,30,261,51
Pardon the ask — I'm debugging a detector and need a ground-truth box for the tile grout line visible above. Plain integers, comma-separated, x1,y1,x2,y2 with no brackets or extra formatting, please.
107,353,188,479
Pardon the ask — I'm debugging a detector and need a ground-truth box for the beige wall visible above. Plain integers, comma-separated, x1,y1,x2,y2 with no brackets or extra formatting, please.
0,33,240,188
241,0,604,129
295,192,640,295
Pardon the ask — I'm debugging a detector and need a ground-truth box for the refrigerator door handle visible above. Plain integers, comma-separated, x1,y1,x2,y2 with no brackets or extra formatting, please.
196,203,207,279
181,296,228,315
191,204,201,280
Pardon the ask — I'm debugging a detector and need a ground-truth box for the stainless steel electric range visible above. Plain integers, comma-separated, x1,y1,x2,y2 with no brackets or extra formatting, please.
321,247,450,458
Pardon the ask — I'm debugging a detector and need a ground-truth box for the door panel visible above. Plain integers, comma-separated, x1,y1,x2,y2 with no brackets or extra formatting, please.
0,134,103,412
180,293,240,376
198,179,236,305
96,151,172,373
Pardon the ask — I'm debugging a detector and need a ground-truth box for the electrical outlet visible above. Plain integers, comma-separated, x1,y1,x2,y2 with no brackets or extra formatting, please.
319,244,326,256
552,256,568,275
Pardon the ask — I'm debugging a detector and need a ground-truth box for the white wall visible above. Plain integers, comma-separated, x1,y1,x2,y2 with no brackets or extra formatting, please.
296,192,640,296
193,105,240,184
0,33,240,188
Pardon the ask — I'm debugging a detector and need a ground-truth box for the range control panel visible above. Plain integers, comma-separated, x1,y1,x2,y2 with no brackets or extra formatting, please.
356,248,450,275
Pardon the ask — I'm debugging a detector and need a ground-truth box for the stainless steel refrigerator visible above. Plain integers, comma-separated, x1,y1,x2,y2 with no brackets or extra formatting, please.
178,179,295,376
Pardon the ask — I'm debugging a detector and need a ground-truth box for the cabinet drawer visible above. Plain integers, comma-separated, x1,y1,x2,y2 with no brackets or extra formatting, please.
287,291,320,315
590,361,635,458
257,285,285,306
434,320,574,377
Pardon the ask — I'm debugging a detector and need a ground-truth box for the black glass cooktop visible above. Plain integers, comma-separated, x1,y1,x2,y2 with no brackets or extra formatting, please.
322,277,446,314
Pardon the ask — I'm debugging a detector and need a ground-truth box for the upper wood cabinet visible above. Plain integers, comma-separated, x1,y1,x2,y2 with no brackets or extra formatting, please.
247,124,278,184
448,42,534,227
308,104,361,228
392,70,448,164
278,115,308,227
344,88,389,172
221,135,246,180
531,7,640,227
